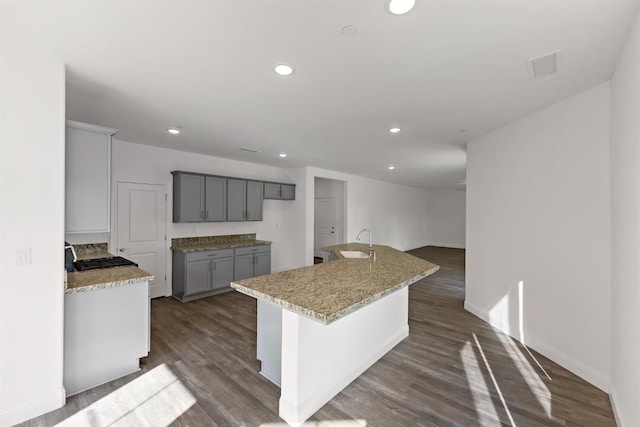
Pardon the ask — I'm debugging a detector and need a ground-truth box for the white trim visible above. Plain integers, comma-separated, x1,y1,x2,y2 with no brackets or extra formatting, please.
610,387,630,427
0,389,65,427
278,326,408,426
464,300,609,392
66,119,118,135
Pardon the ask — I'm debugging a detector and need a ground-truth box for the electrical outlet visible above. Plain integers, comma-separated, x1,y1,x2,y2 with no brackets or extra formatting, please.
16,248,32,266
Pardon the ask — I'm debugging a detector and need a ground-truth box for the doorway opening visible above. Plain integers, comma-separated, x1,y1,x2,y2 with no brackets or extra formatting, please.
314,177,346,262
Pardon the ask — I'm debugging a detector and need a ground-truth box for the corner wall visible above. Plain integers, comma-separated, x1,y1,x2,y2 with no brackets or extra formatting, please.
609,5,640,426
465,83,612,390
0,6,66,424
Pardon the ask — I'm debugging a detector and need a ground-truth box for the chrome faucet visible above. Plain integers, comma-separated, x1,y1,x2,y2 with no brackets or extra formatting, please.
356,228,374,258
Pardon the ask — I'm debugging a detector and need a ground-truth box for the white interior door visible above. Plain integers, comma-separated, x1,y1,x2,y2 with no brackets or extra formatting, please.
314,198,337,257
116,182,167,298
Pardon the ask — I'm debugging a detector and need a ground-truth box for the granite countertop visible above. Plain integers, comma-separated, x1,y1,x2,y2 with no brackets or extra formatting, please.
65,252,154,294
171,239,272,252
231,243,439,324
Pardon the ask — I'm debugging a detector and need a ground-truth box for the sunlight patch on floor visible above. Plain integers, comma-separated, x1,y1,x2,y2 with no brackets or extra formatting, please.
495,332,552,416
473,334,517,427
460,341,501,425
260,420,367,427
56,363,196,426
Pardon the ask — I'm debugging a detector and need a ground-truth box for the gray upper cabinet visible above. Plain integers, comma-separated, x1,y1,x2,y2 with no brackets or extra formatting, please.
172,170,290,223
227,179,263,221
205,176,227,221
173,172,205,222
264,182,280,199
280,184,295,200
263,182,295,200
247,180,264,221
227,178,247,221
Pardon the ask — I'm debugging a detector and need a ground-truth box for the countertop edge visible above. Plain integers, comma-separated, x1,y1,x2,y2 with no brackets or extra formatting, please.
231,264,439,324
65,274,154,294
171,240,272,252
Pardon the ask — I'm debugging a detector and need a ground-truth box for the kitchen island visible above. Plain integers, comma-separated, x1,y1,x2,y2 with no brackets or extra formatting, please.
231,243,439,426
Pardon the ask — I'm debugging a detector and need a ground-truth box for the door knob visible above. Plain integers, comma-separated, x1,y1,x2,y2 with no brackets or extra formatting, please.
119,248,128,252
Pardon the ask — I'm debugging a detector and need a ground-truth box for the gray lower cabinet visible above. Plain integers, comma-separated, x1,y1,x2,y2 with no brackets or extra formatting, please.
173,248,234,301
234,245,271,280
173,244,271,302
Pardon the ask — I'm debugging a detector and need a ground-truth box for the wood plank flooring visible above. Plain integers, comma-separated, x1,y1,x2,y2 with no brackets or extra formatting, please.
22,246,616,426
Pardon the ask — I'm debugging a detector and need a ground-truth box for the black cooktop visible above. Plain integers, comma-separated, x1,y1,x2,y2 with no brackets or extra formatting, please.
73,256,138,271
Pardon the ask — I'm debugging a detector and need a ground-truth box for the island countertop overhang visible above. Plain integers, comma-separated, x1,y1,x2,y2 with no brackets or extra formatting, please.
231,243,439,324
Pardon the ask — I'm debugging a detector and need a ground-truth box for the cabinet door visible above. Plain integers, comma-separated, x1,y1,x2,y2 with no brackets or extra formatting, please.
227,179,247,221
234,254,255,281
65,126,111,232
205,176,227,221
280,184,295,200
174,173,205,222
264,182,281,199
211,257,234,290
246,180,264,221
254,252,271,277
185,259,212,295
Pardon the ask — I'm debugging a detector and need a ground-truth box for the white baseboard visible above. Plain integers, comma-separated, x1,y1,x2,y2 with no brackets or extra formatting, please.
610,386,630,427
0,388,65,427
279,326,409,426
464,300,609,392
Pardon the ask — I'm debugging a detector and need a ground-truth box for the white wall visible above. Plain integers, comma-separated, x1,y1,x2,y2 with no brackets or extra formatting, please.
609,6,640,426
301,167,432,265
465,83,612,391
0,7,66,425
111,140,301,278
425,188,466,249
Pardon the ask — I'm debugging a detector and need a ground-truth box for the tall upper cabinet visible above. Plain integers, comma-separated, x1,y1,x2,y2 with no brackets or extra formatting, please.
65,120,118,233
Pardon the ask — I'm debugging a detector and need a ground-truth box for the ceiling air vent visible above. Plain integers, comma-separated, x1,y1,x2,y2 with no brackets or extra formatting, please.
527,50,562,79
240,147,261,153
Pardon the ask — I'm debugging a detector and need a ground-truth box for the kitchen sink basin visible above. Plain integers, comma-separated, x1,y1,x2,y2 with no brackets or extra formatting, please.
340,250,370,259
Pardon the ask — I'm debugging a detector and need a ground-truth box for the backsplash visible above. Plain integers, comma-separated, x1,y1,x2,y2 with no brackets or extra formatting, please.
171,233,256,247
73,242,109,257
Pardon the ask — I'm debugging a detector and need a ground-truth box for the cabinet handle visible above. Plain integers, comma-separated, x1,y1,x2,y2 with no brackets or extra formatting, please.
206,211,209,220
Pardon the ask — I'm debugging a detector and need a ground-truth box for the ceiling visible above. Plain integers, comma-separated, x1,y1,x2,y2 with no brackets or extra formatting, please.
7,0,639,188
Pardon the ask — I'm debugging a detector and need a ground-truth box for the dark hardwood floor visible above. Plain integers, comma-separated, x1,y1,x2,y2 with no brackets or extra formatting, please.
22,247,616,426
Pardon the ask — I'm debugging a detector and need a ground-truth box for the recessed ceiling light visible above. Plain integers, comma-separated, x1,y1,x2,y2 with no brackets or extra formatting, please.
167,127,181,135
274,64,294,76
388,165,396,170
389,127,401,133
279,152,287,158
387,0,416,15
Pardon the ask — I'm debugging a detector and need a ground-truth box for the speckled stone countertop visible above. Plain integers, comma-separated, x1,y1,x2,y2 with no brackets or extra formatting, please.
171,233,271,252
231,243,439,324
65,252,154,295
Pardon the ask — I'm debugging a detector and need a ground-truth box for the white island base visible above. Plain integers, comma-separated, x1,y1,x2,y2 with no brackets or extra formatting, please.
257,287,409,426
